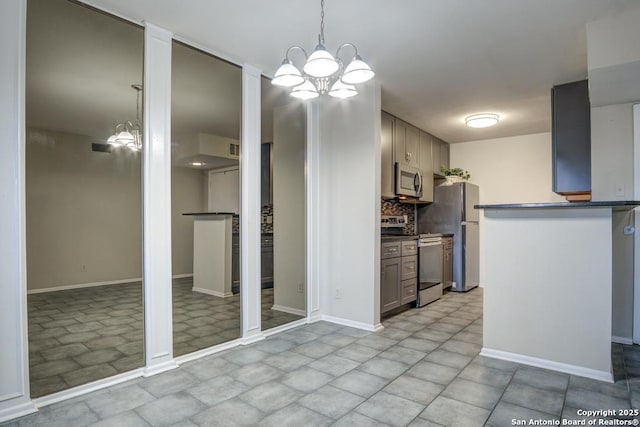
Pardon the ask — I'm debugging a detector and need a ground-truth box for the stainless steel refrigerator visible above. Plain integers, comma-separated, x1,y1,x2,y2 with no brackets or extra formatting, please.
418,182,479,292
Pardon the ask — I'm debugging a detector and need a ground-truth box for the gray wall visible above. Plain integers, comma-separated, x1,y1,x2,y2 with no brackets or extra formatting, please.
26,128,203,291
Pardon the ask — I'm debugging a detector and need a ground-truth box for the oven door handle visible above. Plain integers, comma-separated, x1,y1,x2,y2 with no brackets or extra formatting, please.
419,241,442,247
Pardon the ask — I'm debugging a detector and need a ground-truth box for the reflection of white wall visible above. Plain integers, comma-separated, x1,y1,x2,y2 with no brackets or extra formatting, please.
25,129,204,291
272,103,306,315
207,167,239,214
171,165,206,275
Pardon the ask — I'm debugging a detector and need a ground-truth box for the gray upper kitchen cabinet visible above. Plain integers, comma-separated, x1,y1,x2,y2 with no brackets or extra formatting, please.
552,80,591,195
440,139,450,171
418,131,434,202
394,119,420,168
381,112,395,198
432,138,450,175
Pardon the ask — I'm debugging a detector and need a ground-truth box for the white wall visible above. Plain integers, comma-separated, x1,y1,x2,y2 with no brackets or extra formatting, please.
450,132,564,285
483,208,613,381
317,82,381,329
272,103,306,314
612,210,634,342
591,103,635,201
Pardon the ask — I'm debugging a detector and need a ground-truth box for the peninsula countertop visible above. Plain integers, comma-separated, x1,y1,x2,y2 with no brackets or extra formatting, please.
475,201,640,211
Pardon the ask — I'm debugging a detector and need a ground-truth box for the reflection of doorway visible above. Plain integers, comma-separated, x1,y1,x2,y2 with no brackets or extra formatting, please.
170,40,244,356
25,0,145,397
260,78,307,330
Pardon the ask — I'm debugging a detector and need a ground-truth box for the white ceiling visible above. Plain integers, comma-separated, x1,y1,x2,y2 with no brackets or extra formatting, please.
30,0,639,144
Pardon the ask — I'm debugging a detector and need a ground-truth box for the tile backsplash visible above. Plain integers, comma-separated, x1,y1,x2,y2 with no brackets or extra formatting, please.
381,199,416,235
232,204,273,234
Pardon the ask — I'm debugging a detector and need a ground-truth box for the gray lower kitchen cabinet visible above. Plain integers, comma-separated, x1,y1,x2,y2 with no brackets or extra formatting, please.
261,235,273,284
394,119,420,168
381,257,402,312
381,239,417,314
381,112,395,198
261,143,272,206
233,234,274,292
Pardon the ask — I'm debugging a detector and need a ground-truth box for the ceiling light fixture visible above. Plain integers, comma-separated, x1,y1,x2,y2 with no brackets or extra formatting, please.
271,0,374,100
190,161,206,167
465,113,499,128
108,84,143,151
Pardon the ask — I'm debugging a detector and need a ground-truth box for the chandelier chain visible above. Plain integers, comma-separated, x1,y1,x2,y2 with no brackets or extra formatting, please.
320,0,325,45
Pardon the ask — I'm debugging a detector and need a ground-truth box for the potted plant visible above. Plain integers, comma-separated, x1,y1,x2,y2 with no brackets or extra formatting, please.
440,167,471,185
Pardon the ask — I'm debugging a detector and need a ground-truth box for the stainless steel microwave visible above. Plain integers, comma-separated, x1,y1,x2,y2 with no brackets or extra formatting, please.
395,162,423,198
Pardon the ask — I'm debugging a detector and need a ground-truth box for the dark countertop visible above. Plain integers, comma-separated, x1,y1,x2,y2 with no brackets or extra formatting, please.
475,201,640,211
381,235,418,242
183,212,238,216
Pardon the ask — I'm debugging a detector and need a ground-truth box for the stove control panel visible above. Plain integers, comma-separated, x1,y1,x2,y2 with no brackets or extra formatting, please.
381,215,408,228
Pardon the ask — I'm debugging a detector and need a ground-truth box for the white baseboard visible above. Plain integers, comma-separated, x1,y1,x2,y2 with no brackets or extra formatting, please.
33,368,144,409
173,273,194,279
320,315,382,332
28,273,193,294
480,347,613,383
142,360,178,378
239,332,265,345
175,338,243,365
192,287,233,298
612,336,633,345
262,318,308,337
0,399,38,424
270,304,306,316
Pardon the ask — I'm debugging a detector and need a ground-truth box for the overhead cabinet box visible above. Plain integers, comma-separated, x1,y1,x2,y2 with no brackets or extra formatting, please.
552,80,591,196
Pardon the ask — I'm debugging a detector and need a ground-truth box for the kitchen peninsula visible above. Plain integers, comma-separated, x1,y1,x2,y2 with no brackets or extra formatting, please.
183,212,236,298
476,201,640,382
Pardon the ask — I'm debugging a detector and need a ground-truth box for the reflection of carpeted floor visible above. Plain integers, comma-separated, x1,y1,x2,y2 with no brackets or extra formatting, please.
28,278,303,398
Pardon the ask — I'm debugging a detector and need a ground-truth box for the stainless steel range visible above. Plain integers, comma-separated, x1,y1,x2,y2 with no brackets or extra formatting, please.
417,234,443,307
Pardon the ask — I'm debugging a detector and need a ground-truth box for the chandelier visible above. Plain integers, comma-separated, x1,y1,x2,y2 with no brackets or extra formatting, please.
107,84,143,151
271,0,375,100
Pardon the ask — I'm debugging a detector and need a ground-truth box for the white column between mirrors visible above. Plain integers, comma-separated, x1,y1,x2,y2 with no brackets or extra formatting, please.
306,102,322,322
0,0,37,422
240,64,264,343
142,22,178,375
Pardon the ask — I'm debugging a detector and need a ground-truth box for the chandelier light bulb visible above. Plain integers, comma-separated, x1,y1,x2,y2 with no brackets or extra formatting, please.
272,61,305,87
465,113,500,128
115,129,135,143
341,55,375,84
328,80,357,99
303,45,340,78
290,80,320,100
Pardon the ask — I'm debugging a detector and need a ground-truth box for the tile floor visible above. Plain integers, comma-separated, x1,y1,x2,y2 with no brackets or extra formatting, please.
12,288,639,426
28,278,303,397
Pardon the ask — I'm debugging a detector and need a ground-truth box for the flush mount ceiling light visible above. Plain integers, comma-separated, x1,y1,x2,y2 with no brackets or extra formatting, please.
271,0,374,99
190,161,206,167
465,113,499,128
107,84,143,151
